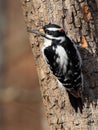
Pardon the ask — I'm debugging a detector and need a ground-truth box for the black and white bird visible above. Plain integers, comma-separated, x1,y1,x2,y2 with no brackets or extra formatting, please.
28,23,83,111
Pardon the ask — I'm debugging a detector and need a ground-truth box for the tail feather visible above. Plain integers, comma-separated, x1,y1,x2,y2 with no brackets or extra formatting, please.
67,88,81,98
67,90,83,113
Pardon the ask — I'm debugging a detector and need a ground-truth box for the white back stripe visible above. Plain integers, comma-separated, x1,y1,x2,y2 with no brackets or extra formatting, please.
55,46,68,74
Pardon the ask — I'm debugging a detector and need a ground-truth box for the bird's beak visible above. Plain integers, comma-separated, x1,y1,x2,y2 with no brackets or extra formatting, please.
27,28,45,37
27,28,51,40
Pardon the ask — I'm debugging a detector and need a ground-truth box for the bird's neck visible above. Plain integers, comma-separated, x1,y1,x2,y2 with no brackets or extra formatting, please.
43,36,66,47
43,38,52,48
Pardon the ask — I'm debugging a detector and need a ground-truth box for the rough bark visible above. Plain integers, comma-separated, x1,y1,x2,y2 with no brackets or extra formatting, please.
20,0,98,129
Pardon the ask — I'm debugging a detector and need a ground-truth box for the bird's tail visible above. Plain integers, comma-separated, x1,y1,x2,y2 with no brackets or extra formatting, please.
67,90,83,113
67,87,82,98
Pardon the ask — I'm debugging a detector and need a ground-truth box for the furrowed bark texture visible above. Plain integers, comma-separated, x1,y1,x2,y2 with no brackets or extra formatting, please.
20,0,98,129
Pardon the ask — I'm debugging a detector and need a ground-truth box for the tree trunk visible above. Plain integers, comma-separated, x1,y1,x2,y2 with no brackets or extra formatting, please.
20,0,98,129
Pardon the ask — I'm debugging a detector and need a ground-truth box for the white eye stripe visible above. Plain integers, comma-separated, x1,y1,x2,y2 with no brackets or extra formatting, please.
47,27,60,31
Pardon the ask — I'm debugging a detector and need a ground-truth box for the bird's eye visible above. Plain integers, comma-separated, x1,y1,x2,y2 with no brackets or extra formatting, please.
46,30,50,35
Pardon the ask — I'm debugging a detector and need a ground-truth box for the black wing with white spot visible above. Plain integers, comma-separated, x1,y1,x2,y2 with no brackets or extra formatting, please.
44,42,68,78
43,35,83,98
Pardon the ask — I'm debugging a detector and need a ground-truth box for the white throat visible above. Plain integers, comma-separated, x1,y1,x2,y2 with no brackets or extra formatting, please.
43,37,52,48
41,38,51,53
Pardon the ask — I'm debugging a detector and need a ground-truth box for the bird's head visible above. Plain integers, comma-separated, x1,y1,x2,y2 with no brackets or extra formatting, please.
28,23,66,43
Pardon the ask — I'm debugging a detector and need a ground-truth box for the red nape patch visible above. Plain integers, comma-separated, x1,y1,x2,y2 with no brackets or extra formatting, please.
59,28,65,33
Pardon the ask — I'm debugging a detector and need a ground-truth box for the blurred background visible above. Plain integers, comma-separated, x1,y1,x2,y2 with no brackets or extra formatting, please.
0,0,48,130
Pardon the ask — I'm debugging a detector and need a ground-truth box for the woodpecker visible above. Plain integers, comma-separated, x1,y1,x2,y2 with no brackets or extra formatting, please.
28,23,83,99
